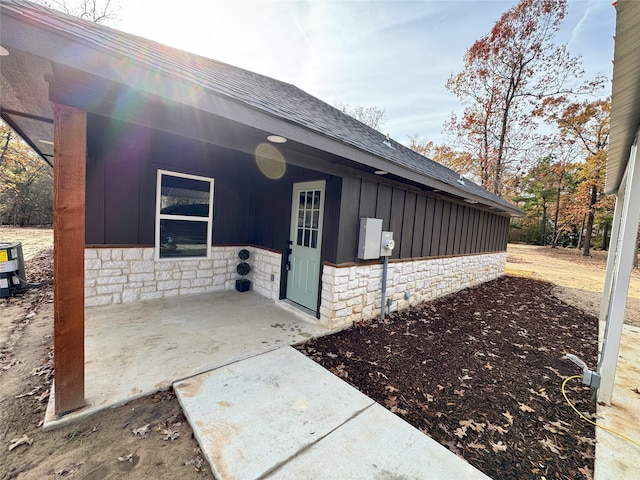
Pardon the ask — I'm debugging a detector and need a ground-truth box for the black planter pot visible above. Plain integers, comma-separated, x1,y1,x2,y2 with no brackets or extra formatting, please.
236,278,251,292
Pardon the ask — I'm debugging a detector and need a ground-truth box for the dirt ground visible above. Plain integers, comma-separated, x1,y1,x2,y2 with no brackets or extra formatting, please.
0,228,211,479
0,227,637,479
507,243,640,327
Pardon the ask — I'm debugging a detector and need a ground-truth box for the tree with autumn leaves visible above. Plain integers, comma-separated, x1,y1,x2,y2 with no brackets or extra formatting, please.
413,0,612,254
444,0,604,197
0,122,54,226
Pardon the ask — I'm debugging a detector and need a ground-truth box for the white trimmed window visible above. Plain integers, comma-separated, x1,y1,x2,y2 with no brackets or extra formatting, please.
155,170,214,260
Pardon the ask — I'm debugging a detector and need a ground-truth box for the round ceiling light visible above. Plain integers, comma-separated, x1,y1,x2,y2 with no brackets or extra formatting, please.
374,170,388,175
267,135,287,144
0,46,9,56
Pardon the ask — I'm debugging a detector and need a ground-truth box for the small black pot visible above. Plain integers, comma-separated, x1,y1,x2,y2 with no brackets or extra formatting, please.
235,278,251,292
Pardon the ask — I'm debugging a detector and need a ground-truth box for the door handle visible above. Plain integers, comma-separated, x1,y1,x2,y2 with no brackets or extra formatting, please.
285,261,291,271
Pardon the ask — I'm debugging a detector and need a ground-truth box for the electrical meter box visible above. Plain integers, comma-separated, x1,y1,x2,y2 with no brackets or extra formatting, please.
358,218,383,260
380,231,395,256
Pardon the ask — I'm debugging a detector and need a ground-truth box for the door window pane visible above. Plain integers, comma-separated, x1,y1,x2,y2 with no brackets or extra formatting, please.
294,188,322,250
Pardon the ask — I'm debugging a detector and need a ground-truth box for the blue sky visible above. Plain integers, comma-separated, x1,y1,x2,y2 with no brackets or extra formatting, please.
118,1,615,146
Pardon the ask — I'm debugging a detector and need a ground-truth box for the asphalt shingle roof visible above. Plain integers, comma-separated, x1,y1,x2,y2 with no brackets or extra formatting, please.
1,0,520,214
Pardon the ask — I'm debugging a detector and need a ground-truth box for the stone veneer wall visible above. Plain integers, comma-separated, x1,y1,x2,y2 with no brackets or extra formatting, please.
319,252,506,329
84,246,282,306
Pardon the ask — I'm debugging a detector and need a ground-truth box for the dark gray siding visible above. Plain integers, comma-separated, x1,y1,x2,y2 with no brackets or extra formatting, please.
85,115,334,256
334,178,511,264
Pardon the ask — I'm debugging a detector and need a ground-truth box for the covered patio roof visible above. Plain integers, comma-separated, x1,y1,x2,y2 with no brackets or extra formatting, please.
606,0,640,195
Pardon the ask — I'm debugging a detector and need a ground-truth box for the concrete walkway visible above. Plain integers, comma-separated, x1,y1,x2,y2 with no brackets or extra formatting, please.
594,322,640,480
174,346,491,480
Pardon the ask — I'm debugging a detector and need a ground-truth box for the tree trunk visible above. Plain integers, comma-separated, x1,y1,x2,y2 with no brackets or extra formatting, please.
540,203,547,246
601,222,610,251
0,130,11,166
551,171,563,248
582,185,597,256
577,215,586,250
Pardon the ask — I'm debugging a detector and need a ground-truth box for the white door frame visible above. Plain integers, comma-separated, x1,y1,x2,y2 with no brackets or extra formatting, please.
286,180,326,311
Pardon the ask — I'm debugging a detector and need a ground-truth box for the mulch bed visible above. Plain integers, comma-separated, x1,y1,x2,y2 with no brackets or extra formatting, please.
295,276,597,480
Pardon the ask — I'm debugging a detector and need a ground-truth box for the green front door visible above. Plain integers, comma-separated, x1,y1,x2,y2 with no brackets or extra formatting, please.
286,181,325,311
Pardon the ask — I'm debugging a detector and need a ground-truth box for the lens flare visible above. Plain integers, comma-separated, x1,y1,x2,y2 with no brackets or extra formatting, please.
255,143,286,179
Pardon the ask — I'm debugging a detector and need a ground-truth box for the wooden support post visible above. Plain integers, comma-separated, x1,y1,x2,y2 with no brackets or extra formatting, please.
53,104,86,416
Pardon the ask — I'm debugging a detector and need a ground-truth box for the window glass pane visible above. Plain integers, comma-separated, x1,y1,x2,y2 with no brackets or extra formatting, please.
306,191,313,209
161,175,210,217
298,210,304,228
304,229,311,247
313,190,320,209
304,210,311,228
311,230,318,249
299,192,305,209
297,228,303,246
159,219,208,258
312,211,319,229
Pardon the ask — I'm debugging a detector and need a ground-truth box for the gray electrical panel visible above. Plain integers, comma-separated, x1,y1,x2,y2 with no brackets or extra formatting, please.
358,218,383,260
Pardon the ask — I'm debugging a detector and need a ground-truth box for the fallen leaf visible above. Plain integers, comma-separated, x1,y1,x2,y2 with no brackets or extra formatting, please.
491,441,507,452
117,453,135,463
484,362,494,370
132,424,150,436
390,406,408,415
454,389,465,397
454,426,468,438
459,419,485,433
539,437,562,455
519,403,535,413
441,440,461,455
577,465,593,480
502,411,514,425
161,429,180,441
576,435,596,446
487,422,508,435
8,435,33,451
384,396,398,408
15,386,41,398
385,385,399,393
57,463,81,476
468,442,486,450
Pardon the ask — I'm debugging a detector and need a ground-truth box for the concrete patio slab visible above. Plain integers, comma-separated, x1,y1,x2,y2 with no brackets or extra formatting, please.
44,290,330,430
175,346,491,480
594,323,640,480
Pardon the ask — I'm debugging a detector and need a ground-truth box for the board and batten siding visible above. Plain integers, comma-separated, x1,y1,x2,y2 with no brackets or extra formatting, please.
334,176,510,264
